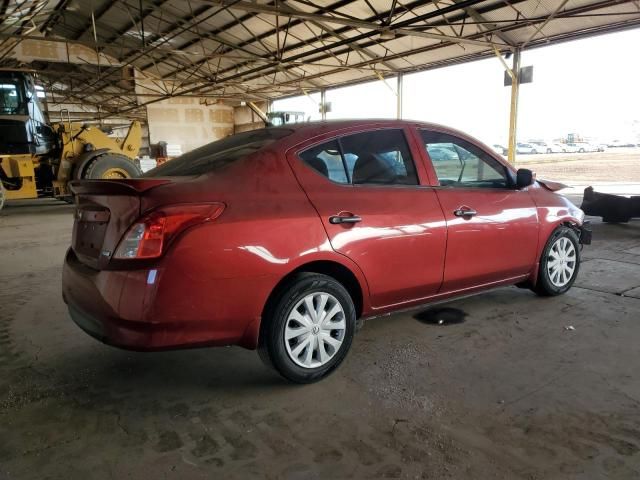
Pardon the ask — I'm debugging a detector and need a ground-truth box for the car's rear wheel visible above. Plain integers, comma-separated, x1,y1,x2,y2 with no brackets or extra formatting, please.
533,226,580,296
546,148,552,154
259,273,356,383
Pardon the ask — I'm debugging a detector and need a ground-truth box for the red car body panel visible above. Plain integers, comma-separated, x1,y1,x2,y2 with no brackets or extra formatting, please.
285,125,447,308
62,120,585,351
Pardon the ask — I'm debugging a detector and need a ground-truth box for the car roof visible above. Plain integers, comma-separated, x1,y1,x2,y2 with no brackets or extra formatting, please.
275,118,437,134
272,118,485,149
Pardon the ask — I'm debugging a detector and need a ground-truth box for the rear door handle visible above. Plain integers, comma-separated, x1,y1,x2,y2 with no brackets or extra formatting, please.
329,215,362,224
453,207,477,217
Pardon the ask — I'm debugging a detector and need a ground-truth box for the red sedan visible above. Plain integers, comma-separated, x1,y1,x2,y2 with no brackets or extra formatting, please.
62,120,591,383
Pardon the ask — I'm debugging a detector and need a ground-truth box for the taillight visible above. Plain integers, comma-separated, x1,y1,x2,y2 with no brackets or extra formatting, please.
114,203,225,259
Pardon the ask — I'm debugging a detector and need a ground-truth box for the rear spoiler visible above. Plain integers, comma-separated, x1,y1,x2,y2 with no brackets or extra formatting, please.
69,179,171,195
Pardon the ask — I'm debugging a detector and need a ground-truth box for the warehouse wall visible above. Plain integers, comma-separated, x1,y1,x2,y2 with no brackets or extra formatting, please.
234,102,268,133
146,98,234,153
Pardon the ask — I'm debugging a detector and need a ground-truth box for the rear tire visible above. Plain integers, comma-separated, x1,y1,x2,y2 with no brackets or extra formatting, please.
533,226,581,296
259,273,356,383
83,154,142,179
0,182,5,211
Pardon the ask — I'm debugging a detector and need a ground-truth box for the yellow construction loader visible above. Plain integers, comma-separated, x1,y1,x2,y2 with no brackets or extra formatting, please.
0,71,142,211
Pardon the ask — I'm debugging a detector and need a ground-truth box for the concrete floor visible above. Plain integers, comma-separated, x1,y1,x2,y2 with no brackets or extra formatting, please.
1,198,639,479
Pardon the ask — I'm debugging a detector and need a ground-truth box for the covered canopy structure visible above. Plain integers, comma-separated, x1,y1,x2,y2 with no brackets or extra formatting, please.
1,0,639,118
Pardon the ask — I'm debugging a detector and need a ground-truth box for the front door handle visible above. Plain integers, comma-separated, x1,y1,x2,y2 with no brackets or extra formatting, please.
329,214,362,224
453,207,477,217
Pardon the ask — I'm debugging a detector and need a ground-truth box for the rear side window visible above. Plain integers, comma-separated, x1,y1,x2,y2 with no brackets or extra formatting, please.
299,140,349,184
299,129,418,186
144,128,293,177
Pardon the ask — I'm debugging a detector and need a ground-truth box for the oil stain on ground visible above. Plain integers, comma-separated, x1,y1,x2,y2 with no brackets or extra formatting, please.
414,307,467,326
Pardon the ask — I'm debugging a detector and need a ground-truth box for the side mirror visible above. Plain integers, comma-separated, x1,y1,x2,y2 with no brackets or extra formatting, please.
516,168,535,189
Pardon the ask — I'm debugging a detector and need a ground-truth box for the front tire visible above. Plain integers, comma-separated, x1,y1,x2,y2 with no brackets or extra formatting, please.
533,226,581,296
83,154,142,179
259,273,356,383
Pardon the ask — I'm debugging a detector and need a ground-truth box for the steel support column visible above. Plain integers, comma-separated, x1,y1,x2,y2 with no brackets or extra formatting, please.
507,48,521,164
397,73,403,119
320,88,327,120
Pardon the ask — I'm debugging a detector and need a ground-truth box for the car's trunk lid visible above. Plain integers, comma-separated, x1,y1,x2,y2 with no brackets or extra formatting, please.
69,179,171,269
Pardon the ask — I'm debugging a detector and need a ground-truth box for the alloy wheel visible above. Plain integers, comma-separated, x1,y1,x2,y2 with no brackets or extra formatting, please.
284,292,346,368
546,237,577,287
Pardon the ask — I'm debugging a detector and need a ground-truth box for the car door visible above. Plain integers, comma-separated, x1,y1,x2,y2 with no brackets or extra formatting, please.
417,129,539,292
287,127,447,309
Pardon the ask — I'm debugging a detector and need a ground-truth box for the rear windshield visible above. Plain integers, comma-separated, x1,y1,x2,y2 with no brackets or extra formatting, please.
144,127,293,177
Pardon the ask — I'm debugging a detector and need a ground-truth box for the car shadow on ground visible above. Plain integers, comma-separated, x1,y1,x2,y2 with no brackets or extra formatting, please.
8,343,295,414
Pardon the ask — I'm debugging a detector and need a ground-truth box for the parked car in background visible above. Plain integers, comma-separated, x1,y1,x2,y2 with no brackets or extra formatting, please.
530,142,564,153
553,143,568,153
491,144,507,155
516,143,539,154
607,140,638,148
564,143,580,153
62,120,590,383
567,142,598,153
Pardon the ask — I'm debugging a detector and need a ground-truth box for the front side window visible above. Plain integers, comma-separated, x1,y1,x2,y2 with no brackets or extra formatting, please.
421,130,509,189
299,129,419,186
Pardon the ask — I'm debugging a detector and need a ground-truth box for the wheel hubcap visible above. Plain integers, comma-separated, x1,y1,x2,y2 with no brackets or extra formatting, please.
547,237,577,287
284,292,346,369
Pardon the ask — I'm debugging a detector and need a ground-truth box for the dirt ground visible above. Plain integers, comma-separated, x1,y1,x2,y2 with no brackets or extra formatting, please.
1,193,640,479
515,148,640,185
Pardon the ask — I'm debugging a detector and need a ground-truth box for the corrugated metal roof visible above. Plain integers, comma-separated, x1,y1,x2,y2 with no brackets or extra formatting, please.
1,0,639,117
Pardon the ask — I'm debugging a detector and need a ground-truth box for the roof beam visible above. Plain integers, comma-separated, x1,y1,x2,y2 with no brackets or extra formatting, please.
136,0,360,72
72,0,120,40
450,0,516,46
202,0,507,47
101,0,507,116
154,0,487,85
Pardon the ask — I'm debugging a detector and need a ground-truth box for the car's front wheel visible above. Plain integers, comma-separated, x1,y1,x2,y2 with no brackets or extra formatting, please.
259,273,356,383
533,226,581,296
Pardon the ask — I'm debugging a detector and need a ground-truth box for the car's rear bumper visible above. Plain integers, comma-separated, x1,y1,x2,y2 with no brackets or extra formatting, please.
62,248,270,351
67,302,155,350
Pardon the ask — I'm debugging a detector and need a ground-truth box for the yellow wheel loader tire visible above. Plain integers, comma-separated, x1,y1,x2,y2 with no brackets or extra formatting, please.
83,154,142,180
0,182,5,212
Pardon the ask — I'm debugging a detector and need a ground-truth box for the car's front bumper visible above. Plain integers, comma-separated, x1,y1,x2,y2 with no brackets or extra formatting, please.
579,221,592,245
